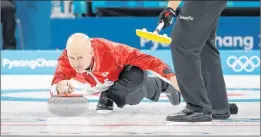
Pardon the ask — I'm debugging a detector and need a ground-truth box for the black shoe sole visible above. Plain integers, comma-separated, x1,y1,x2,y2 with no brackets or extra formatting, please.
96,108,113,111
96,106,113,114
213,113,230,119
96,104,113,111
96,109,113,114
166,116,212,122
96,107,113,111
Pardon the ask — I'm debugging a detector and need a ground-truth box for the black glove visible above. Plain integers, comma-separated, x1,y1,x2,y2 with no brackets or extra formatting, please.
158,7,177,29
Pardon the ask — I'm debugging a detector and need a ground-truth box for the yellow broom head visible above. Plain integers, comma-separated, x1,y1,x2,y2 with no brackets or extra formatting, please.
136,28,172,45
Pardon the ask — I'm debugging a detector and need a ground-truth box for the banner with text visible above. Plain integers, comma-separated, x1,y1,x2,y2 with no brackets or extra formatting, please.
51,17,260,50
1,50,259,75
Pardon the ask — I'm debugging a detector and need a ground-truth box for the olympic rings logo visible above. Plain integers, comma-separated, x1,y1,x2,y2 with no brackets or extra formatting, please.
227,55,260,72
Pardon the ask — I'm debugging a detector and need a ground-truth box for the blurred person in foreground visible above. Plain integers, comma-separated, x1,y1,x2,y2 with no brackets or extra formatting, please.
1,0,16,49
158,0,232,122
50,33,181,113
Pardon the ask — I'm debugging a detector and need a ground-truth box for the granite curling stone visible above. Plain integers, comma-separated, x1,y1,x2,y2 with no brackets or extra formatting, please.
47,94,89,117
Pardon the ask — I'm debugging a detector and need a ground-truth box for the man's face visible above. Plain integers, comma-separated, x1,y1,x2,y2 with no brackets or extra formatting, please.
67,48,92,73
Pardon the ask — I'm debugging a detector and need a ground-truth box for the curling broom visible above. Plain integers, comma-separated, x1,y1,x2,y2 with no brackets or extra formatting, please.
136,22,172,45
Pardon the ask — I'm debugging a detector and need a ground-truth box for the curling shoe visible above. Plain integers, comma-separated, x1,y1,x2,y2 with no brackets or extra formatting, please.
96,92,114,114
166,108,212,122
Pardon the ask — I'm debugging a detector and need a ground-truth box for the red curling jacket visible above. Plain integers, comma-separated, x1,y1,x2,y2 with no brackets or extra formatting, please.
51,38,175,94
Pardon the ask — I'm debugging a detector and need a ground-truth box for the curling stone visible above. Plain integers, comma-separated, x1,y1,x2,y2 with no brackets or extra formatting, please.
47,94,89,117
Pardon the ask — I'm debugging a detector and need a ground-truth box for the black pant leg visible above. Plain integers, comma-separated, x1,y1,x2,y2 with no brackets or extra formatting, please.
200,19,230,114
106,66,147,108
106,66,169,108
170,1,227,113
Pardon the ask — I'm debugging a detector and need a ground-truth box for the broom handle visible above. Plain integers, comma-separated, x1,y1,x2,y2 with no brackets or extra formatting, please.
154,22,164,34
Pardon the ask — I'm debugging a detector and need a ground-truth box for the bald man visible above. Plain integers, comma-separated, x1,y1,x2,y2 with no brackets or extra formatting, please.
50,33,181,113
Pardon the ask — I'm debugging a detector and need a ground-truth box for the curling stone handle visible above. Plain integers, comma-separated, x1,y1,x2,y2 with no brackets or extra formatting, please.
154,22,164,34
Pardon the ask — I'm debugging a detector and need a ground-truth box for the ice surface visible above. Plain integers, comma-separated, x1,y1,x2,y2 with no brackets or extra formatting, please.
1,75,260,136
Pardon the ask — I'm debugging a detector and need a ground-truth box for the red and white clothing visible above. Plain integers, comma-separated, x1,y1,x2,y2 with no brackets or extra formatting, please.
50,38,175,95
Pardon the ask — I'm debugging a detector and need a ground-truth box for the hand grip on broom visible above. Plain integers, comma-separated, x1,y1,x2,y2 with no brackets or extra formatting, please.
153,22,165,34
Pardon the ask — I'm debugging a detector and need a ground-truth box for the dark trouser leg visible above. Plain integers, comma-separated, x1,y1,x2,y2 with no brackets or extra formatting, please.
144,76,181,106
200,21,230,116
97,65,180,112
1,1,16,49
104,66,147,108
105,66,168,108
142,76,169,102
170,1,227,113
97,65,181,113
166,1,228,122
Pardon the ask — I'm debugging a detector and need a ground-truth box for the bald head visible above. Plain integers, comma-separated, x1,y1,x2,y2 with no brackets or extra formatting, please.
66,33,93,73
66,33,91,51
